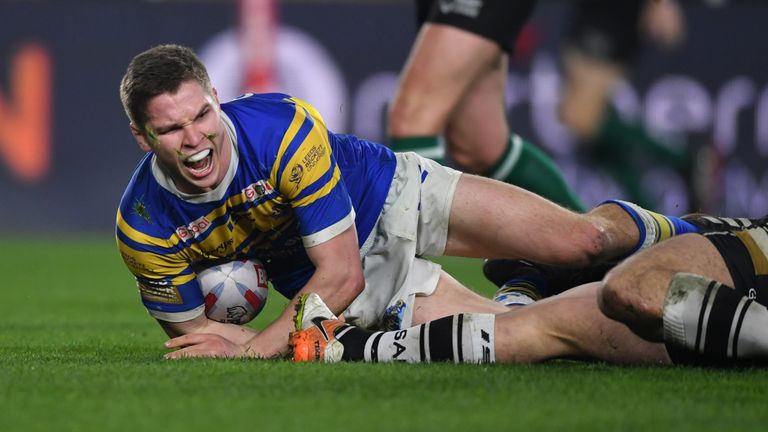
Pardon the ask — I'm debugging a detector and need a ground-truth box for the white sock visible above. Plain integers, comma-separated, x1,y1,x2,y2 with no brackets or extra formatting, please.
361,314,496,363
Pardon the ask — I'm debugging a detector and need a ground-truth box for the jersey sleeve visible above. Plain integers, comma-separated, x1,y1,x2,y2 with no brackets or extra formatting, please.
269,97,355,248
115,209,205,322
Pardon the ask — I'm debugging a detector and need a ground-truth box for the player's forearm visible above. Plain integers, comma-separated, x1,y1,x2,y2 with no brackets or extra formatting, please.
159,316,259,345
199,320,260,345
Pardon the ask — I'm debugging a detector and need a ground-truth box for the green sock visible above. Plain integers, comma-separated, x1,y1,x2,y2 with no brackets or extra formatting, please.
590,108,692,208
484,134,586,212
388,136,445,164
597,108,690,170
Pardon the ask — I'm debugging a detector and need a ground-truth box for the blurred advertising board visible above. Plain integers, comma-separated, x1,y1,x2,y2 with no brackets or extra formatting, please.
0,0,765,234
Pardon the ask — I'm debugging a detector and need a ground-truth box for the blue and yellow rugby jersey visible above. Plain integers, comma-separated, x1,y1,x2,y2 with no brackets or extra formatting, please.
116,93,396,322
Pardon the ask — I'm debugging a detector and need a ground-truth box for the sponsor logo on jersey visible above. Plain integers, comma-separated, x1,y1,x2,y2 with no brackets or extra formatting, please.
121,251,149,273
176,216,212,241
301,144,326,171
242,180,274,202
137,277,183,304
203,238,235,258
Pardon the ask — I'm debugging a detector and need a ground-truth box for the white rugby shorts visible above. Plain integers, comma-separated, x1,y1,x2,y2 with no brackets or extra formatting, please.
344,152,462,330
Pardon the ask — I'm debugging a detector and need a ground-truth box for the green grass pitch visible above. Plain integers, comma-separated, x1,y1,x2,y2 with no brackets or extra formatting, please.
2,238,767,431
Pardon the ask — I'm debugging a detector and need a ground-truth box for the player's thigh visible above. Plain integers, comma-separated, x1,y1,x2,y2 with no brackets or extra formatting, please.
494,282,671,364
444,173,596,264
602,233,733,319
445,57,510,171
388,23,503,136
411,269,507,326
559,48,623,138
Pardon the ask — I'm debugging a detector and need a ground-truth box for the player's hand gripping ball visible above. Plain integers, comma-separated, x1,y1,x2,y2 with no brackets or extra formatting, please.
197,258,268,324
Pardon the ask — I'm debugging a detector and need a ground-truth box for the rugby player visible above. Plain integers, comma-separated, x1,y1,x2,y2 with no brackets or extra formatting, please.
388,0,586,212
115,44,701,359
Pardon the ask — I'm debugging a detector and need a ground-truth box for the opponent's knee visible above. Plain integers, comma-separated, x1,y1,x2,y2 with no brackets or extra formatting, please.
598,269,629,321
598,266,655,323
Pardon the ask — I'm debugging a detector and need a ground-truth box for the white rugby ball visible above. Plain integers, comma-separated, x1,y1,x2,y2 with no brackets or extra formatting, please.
197,258,269,324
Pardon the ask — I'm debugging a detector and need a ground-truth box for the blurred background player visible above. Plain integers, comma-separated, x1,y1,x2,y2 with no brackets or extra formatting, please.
559,0,708,210
387,0,586,212
485,0,711,306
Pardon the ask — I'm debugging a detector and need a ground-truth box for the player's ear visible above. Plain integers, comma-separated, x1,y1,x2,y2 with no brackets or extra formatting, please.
130,123,153,153
212,87,220,104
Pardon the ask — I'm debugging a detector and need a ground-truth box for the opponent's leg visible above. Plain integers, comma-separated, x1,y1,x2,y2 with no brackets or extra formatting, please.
444,57,586,211
291,283,670,364
601,227,768,365
388,22,585,211
662,273,768,365
387,23,503,162
599,234,731,340
493,283,670,364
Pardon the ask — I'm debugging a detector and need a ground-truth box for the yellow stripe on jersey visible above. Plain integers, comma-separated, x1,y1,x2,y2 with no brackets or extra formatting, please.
290,97,327,129
278,103,335,202
116,209,181,249
271,101,308,191
116,237,190,279
119,191,296,281
292,165,342,208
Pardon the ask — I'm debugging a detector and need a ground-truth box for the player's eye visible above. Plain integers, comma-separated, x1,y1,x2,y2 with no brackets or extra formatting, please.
157,127,180,136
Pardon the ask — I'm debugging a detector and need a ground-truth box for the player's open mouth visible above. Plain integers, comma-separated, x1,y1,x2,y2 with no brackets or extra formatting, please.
183,149,213,177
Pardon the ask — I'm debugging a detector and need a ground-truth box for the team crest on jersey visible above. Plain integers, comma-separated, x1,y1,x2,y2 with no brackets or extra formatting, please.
176,216,212,241
289,164,304,184
132,196,151,223
243,180,274,202
137,277,182,304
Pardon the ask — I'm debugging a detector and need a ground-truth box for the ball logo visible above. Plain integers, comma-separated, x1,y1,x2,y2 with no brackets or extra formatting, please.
175,216,212,241
225,305,249,323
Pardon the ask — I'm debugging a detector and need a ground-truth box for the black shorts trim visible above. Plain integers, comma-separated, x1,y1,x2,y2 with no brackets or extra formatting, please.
416,0,536,53
703,228,768,305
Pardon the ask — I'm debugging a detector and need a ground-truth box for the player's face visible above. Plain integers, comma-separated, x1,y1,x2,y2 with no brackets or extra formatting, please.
132,80,231,195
